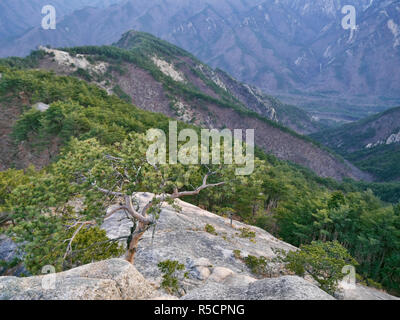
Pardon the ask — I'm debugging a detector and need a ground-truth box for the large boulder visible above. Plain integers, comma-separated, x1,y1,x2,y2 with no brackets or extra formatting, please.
0,259,154,300
246,276,335,300
102,193,400,300
182,275,335,300
102,192,296,290
338,283,399,300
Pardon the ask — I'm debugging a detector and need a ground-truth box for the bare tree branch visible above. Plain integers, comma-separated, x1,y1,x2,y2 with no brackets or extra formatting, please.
171,172,225,199
92,182,125,197
125,195,154,224
105,205,128,219
63,220,96,260
0,212,12,225
104,155,124,162
86,165,225,265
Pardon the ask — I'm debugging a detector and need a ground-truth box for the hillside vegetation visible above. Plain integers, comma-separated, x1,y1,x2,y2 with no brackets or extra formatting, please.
311,107,400,182
5,31,371,181
0,64,399,294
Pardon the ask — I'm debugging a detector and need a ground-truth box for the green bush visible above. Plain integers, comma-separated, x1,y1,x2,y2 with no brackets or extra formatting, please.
157,260,187,295
243,255,271,277
238,228,256,239
205,224,217,235
23,225,125,274
233,249,241,259
284,241,358,295
12,109,43,142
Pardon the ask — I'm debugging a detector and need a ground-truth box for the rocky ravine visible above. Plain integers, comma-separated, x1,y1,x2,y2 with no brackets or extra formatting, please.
1,193,398,300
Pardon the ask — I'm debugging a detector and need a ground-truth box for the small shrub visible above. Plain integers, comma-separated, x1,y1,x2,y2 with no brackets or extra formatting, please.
356,274,384,290
233,249,241,259
243,255,271,276
238,228,256,239
366,278,384,290
205,224,217,235
157,259,186,295
283,241,358,295
12,109,43,142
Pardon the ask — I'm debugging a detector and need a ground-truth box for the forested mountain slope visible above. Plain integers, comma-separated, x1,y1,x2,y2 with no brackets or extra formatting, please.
0,58,399,295
311,107,400,181
1,31,372,181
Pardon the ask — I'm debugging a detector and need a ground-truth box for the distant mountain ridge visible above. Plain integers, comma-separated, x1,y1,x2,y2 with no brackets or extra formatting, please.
0,0,399,122
0,0,120,41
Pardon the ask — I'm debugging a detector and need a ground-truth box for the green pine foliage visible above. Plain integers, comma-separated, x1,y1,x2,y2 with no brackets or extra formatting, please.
157,260,187,295
284,241,358,295
243,255,271,277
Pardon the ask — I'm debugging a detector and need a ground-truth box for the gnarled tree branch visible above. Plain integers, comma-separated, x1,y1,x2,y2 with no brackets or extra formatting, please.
63,220,96,261
171,172,225,199
90,168,225,264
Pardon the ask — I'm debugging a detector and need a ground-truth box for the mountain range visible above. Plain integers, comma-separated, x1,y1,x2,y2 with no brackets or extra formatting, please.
2,31,372,180
1,26,400,297
0,0,399,123
0,0,119,41
0,31,373,181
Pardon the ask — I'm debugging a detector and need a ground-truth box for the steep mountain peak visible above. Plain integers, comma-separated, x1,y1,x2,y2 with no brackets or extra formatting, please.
111,30,328,135
116,30,158,50
115,30,197,61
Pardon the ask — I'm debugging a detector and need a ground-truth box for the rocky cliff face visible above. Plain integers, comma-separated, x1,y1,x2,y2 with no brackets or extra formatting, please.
102,193,296,287
1,193,397,300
